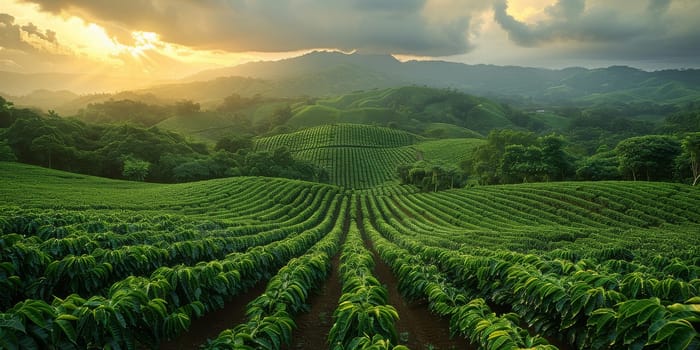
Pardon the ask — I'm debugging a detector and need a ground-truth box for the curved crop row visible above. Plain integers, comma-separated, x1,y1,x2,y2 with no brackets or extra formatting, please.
204,197,348,349
328,216,405,350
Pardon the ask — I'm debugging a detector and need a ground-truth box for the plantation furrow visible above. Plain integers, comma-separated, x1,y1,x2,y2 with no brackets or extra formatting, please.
326,208,405,349
437,190,571,227
361,195,554,350
368,198,699,349
3,158,700,350
357,197,466,350
427,191,555,228
388,193,469,230
159,278,269,350
2,189,339,307
285,199,351,350
0,193,344,348
499,187,643,228
202,196,348,349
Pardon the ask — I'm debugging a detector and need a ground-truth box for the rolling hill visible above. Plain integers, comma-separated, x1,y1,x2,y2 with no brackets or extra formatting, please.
1,160,698,349
285,86,516,134
184,51,700,106
8,51,700,117
254,124,422,189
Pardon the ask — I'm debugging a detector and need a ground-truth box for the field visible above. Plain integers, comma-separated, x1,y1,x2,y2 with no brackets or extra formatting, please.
255,124,422,189
1,160,699,350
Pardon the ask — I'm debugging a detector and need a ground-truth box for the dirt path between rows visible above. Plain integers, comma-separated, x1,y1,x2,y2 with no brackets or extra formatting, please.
284,201,350,349
160,279,269,350
356,199,470,350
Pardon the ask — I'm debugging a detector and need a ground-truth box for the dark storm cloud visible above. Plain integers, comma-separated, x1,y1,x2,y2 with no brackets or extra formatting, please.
494,0,651,46
17,0,475,56
492,0,699,65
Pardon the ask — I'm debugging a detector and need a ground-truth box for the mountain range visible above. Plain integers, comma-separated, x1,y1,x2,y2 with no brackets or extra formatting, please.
3,51,700,114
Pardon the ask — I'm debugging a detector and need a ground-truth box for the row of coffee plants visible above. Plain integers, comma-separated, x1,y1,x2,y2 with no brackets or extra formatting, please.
254,124,418,152
327,217,406,349
364,193,700,349
204,197,349,349
361,199,557,350
0,188,339,307
0,193,344,349
295,147,415,188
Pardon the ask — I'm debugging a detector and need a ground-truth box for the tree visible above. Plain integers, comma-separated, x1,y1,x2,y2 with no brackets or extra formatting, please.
467,129,538,185
500,145,546,183
0,140,16,161
0,96,15,128
215,135,252,154
616,135,681,181
540,134,574,181
30,134,63,168
271,105,293,126
398,161,465,192
174,100,200,115
576,150,621,181
681,132,700,185
122,157,150,181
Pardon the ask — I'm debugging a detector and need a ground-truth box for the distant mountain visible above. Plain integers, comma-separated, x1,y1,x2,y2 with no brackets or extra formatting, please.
185,51,403,82
5,51,700,117
2,89,79,111
1,89,174,115
185,51,700,106
0,71,157,96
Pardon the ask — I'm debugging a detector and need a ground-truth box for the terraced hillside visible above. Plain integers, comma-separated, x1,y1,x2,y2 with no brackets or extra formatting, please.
1,162,699,350
255,124,421,189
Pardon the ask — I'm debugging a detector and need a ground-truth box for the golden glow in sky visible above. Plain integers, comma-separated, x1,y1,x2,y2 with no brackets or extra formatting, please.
1,0,314,79
1,0,698,87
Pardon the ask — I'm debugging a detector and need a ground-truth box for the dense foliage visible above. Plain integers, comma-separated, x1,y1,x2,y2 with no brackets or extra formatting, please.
1,163,698,349
0,98,325,184
396,161,464,192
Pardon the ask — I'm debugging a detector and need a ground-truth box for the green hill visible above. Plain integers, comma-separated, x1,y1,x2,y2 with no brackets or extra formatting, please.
253,124,489,189
1,161,699,349
286,86,515,135
255,124,422,188
413,138,486,166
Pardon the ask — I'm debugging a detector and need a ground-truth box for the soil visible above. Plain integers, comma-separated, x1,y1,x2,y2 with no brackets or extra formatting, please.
365,239,472,350
356,201,472,350
284,203,350,350
284,251,344,350
159,279,268,350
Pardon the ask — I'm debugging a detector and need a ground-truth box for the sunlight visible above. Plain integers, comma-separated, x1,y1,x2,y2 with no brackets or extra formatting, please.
128,31,159,58
84,23,122,56
507,0,556,23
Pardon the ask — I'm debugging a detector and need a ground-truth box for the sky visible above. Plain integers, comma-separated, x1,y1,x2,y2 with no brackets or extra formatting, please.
1,0,699,82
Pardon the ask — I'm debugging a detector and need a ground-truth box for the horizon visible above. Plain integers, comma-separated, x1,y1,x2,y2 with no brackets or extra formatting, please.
3,49,699,97
1,0,698,89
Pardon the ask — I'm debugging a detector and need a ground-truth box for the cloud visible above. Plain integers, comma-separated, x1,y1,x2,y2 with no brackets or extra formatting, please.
0,13,34,51
21,22,57,43
17,0,479,56
491,0,700,65
0,12,58,52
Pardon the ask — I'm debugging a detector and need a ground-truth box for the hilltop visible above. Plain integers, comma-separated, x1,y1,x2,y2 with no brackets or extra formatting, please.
5,51,700,116
184,51,700,106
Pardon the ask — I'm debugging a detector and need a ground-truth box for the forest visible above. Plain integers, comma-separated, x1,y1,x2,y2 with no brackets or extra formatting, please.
2,89,699,190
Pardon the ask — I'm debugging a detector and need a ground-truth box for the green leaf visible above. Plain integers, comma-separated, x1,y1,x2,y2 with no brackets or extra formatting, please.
648,319,695,349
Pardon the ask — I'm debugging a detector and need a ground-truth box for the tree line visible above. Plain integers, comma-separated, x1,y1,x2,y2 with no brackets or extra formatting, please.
459,129,700,186
0,97,326,183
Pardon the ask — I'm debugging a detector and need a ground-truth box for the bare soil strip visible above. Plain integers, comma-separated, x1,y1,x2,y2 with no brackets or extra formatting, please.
159,279,268,350
357,204,470,350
